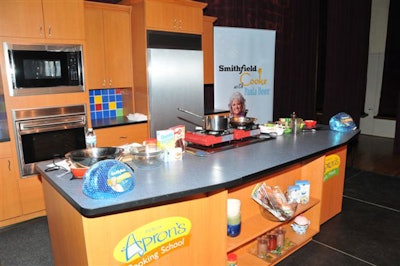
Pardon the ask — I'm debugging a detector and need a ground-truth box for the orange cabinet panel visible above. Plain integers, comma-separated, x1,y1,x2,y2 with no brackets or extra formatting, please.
0,142,22,221
0,0,84,40
84,2,133,89
203,16,217,84
95,123,148,147
145,0,205,34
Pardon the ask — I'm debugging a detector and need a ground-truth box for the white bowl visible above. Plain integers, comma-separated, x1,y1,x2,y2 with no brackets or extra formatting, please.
259,125,285,135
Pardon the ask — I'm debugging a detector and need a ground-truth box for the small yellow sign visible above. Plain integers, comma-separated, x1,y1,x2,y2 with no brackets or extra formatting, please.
324,154,341,182
113,216,192,265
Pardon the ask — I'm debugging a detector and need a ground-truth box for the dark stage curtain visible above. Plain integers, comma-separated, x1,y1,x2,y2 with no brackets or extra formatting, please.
378,0,400,119
198,0,370,125
318,0,371,126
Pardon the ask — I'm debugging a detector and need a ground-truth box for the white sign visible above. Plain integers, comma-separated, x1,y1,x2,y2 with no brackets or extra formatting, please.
214,27,276,123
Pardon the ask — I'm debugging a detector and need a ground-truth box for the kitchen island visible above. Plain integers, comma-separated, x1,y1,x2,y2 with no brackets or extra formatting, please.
37,127,359,265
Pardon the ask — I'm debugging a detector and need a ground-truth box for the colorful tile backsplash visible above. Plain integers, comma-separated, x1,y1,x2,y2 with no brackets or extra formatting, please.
89,89,124,120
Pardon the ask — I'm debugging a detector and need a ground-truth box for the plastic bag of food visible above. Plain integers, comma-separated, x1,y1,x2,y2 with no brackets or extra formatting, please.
329,112,357,132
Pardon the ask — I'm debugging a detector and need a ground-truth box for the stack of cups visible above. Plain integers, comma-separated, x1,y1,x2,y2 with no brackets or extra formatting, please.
227,198,241,237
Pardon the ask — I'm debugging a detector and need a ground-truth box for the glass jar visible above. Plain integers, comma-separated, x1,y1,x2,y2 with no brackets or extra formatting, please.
267,233,277,251
276,227,286,248
257,236,268,258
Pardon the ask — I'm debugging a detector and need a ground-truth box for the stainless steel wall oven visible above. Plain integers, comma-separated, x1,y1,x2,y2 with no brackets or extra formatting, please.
13,105,87,177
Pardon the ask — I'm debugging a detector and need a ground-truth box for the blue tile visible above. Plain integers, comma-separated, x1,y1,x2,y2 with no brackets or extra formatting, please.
102,103,109,110
94,89,101,96
117,102,123,108
103,111,110,118
108,88,115,95
110,110,116,117
109,95,116,101
116,94,123,101
102,95,109,102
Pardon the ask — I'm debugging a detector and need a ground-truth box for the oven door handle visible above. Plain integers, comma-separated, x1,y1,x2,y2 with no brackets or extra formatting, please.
19,118,86,133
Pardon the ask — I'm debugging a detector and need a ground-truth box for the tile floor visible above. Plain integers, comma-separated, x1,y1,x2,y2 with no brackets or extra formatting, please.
277,167,400,266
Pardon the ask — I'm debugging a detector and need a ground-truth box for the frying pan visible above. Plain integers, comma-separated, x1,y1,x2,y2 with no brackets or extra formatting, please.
229,116,257,128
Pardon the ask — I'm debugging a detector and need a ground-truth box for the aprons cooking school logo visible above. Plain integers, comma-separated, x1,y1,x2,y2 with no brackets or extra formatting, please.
219,64,270,96
113,216,192,265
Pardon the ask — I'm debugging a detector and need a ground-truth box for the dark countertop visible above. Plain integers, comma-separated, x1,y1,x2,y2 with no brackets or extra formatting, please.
36,127,359,218
91,117,147,129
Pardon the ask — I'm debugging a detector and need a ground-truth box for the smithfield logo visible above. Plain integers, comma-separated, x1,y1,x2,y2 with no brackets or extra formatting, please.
324,154,341,182
113,216,192,265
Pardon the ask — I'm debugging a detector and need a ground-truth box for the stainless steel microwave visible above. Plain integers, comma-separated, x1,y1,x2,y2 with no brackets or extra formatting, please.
3,43,85,96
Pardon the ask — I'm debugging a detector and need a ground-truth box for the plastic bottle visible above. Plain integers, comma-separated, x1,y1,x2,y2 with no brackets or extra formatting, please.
85,128,96,148
227,253,237,266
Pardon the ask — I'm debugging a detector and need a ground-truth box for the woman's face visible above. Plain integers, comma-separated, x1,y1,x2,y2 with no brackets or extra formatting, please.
231,99,243,117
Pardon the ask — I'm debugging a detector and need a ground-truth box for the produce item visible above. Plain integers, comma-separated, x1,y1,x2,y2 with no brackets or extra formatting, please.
251,183,297,221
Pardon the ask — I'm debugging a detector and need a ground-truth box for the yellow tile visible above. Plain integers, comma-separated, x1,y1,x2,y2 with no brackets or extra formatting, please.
95,95,102,104
109,102,116,110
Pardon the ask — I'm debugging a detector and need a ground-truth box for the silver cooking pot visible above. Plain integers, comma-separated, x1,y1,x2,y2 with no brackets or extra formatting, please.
178,108,229,131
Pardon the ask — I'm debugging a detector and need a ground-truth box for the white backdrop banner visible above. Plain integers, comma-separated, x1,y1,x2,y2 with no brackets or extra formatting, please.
214,27,276,123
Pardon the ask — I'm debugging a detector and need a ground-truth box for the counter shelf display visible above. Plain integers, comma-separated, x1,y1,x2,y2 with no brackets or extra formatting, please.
37,127,358,265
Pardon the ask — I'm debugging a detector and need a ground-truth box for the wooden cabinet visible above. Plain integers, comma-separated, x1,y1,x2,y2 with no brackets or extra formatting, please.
18,176,46,216
227,155,324,265
0,0,84,40
95,123,148,147
320,146,347,224
144,0,205,34
203,16,217,84
84,2,133,89
120,0,206,116
0,142,22,222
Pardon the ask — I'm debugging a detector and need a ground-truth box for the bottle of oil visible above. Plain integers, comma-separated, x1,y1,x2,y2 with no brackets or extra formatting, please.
291,112,298,134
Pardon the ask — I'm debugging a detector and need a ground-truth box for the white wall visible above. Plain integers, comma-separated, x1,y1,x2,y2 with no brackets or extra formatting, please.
360,0,395,138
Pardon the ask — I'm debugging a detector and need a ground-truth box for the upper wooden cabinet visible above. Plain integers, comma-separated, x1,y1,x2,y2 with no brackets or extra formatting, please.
145,0,205,34
120,0,206,115
84,2,133,89
203,16,217,84
121,0,206,34
0,0,84,40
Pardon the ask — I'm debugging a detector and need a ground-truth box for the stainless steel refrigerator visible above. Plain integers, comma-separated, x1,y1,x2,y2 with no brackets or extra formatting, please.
147,31,204,137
